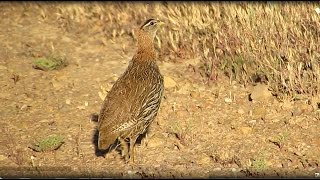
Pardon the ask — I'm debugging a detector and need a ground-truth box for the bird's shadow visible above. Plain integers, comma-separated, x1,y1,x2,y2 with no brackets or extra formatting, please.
92,128,109,157
90,113,147,158
90,113,108,157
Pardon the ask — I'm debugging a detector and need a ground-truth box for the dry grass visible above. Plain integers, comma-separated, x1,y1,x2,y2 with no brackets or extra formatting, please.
3,1,319,100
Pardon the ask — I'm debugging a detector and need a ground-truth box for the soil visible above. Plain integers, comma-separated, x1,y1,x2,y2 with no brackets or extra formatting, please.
0,5,320,178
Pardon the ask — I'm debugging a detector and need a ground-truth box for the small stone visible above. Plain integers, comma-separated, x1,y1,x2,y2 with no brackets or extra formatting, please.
127,170,136,175
66,99,71,105
248,120,257,124
77,106,86,110
20,104,28,110
112,74,119,82
266,160,273,167
224,97,232,103
238,108,245,114
239,126,252,135
98,91,106,101
272,119,280,123
84,101,89,106
231,168,238,172
0,154,8,161
197,154,212,165
213,167,222,171
216,48,223,55
163,76,177,89
190,91,200,98
0,65,8,70
308,167,316,171
250,84,273,102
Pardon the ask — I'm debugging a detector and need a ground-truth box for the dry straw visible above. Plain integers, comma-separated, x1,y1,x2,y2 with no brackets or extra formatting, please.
13,1,320,100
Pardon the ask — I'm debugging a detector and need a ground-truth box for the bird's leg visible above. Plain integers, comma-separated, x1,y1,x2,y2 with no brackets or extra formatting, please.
128,136,138,163
118,137,129,161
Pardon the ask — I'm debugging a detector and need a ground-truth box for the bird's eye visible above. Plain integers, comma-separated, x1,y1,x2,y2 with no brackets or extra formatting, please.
150,22,154,26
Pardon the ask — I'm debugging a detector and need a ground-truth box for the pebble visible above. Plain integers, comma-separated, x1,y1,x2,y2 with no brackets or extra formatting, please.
216,48,223,55
248,120,257,124
66,99,71,105
212,167,222,171
0,65,8,70
98,91,106,101
237,108,245,114
20,104,28,110
271,119,280,123
250,84,273,102
164,76,177,89
239,126,253,135
224,97,232,103
190,91,200,98
308,167,316,171
77,106,86,110
231,168,238,172
0,154,8,161
197,154,212,165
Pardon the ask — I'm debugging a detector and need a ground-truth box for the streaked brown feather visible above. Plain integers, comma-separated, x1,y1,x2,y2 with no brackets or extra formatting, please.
98,61,163,150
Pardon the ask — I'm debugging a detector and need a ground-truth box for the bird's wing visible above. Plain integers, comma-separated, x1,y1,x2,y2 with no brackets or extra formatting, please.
98,64,159,135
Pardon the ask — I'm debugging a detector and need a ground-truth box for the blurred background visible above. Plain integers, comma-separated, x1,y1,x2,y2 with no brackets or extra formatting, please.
0,2,320,178
1,2,320,99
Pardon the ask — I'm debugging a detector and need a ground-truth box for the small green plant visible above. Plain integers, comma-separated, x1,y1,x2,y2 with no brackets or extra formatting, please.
32,55,67,71
29,135,65,152
219,55,248,83
251,156,267,172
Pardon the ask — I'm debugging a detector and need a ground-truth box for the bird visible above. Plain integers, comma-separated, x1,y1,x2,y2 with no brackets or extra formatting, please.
97,18,165,163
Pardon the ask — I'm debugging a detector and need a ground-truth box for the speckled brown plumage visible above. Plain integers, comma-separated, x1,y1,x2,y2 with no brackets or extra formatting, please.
97,19,165,163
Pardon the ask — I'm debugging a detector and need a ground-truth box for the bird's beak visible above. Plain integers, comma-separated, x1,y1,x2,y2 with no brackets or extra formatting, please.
158,20,165,26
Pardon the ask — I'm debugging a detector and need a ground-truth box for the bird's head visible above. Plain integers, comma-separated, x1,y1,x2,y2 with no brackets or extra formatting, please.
139,18,165,40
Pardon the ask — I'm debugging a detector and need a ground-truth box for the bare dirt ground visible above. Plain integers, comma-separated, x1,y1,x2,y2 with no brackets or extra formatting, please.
1,5,320,179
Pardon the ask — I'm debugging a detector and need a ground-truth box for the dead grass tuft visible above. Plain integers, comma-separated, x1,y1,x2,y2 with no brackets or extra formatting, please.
13,2,320,100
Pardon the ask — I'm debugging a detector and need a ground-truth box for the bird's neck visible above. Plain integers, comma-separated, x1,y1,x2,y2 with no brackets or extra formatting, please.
133,34,156,62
